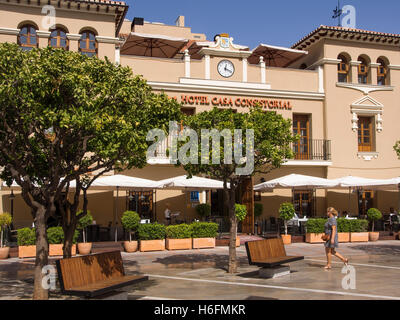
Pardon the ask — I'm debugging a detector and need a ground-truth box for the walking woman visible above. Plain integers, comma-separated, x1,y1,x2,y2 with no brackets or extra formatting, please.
324,207,349,269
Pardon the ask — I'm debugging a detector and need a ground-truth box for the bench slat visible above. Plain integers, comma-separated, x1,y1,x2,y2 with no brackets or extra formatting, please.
251,256,304,268
64,275,149,298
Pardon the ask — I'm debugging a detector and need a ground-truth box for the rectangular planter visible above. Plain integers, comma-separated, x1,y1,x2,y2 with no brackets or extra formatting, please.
338,233,350,243
166,238,192,250
18,245,36,258
216,237,240,247
192,237,216,249
18,244,76,258
350,232,369,242
305,233,325,243
140,239,165,252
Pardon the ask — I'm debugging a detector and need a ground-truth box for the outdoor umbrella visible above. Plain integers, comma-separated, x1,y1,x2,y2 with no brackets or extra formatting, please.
156,175,228,222
248,44,308,67
120,32,188,58
253,174,338,191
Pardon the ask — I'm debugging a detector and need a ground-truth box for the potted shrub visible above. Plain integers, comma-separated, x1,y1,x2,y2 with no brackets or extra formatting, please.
254,203,263,234
121,210,140,252
138,223,166,252
195,203,211,221
17,228,36,258
191,222,218,249
0,213,12,259
350,219,369,242
337,218,351,242
48,227,78,256
367,208,382,241
279,202,295,244
166,224,192,250
305,218,326,243
77,210,93,255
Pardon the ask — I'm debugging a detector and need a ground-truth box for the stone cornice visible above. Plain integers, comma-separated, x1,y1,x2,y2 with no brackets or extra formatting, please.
198,47,253,59
388,64,400,70
66,33,82,41
95,35,121,44
36,31,51,38
336,82,394,95
0,27,20,36
308,58,341,69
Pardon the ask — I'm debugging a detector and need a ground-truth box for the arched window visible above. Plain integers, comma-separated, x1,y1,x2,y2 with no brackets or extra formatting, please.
358,56,369,84
337,54,350,83
79,31,97,57
377,58,388,86
18,25,38,51
49,28,69,50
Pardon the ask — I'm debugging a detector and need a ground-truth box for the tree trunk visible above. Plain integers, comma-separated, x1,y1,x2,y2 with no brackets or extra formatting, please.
62,224,76,258
225,179,237,274
284,220,288,235
33,206,49,300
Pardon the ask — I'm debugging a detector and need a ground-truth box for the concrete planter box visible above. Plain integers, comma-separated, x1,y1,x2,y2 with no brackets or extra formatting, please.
281,234,291,245
140,239,165,252
338,233,350,243
192,237,216,249
166,238,192,250
49,244,76,256
18,244,76,258
305,233,325,243
216,237,240,247
350,232,369,242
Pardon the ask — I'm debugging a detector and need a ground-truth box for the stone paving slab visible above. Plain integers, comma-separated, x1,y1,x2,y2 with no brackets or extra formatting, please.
1,241,400,300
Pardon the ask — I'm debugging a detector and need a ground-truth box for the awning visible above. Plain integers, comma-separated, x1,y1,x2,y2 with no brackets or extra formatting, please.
156,175,227,190
248,44,308,67
332,176,400,190
120,32,189,58
75,174,159,191
254,174,338,191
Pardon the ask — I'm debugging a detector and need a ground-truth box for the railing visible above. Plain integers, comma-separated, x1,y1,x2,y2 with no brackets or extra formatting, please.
291,139,331,161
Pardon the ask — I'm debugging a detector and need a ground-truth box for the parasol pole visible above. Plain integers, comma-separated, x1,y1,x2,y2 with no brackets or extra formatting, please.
115,186,119,242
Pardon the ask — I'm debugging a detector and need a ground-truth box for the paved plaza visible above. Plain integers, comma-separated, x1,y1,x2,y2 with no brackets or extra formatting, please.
0,241,400,300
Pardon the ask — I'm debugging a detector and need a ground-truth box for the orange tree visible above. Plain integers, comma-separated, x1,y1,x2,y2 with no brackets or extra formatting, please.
0,43,181,299
178,107,296,273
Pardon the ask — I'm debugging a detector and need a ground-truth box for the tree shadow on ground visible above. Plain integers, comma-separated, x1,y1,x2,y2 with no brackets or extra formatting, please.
153,254,250,271
351,244,400,255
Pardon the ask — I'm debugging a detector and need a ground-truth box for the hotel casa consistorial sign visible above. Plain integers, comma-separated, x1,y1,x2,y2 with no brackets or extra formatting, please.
169,94,293,110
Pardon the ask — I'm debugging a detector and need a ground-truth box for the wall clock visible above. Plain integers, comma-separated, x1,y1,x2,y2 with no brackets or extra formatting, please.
217,60,235,78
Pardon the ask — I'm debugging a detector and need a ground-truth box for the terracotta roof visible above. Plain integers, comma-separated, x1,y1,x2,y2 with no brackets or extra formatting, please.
292,25,400,50
68,0,127,6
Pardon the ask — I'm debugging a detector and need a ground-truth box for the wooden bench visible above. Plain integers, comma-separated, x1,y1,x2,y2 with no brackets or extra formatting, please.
245,238,304,278
56,251,148,298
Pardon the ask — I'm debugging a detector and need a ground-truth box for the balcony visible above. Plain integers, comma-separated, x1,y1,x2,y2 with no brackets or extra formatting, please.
289,139,331,163
147,137,332,165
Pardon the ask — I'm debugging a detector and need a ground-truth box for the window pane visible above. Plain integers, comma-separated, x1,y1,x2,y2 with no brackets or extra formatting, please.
50,38,57,47
89,33,95,40
79,40,86,49
20,35,27,44
60,39,66,47
30,36,37,45
89,40,95,50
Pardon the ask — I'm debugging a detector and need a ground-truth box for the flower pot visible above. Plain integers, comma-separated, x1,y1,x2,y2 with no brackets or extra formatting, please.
350,232,369,242
123,241,138,253
18,245,36,258
369,232,379,242
0,247,10,259
78,242,92,255
338,233,350,243
192,237,216,249
306,233,325,243
140,239,165,252
166,238,192,250
281,234,291,245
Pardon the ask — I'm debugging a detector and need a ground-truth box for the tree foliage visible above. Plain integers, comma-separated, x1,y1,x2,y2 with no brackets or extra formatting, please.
0,43,181,298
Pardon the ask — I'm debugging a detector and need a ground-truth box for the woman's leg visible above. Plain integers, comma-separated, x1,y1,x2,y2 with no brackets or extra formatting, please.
332,249,347,263
325,247,332,268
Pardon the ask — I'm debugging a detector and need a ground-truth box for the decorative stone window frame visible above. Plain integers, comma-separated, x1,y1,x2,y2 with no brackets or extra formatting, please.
350,95,384,133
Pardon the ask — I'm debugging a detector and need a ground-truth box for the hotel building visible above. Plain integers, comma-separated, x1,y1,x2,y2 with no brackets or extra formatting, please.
1,0,400,235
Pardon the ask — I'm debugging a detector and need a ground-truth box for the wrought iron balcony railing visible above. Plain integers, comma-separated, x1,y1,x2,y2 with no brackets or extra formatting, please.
291,139,331,161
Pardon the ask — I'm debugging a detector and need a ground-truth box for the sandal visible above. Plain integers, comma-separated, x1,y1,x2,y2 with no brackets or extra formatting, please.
324,265,332,270
344,258,349,266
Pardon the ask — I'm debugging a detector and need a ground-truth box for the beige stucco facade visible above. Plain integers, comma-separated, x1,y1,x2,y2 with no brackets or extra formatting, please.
1,1,400,231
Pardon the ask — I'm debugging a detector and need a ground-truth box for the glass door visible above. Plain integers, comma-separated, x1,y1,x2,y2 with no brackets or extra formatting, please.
293,115,310,160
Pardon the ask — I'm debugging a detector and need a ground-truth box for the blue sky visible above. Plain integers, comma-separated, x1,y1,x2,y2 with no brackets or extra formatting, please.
124,0,400,49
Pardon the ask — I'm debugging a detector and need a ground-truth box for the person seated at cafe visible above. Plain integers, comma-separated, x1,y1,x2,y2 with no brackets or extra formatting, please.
165,203,171,225
389,207,398,215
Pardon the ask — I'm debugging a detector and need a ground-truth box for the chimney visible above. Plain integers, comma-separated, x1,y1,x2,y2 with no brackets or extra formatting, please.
175,15,185,27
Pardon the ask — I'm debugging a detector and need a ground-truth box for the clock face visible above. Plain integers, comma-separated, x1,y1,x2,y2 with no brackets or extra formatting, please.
218,60,235,78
